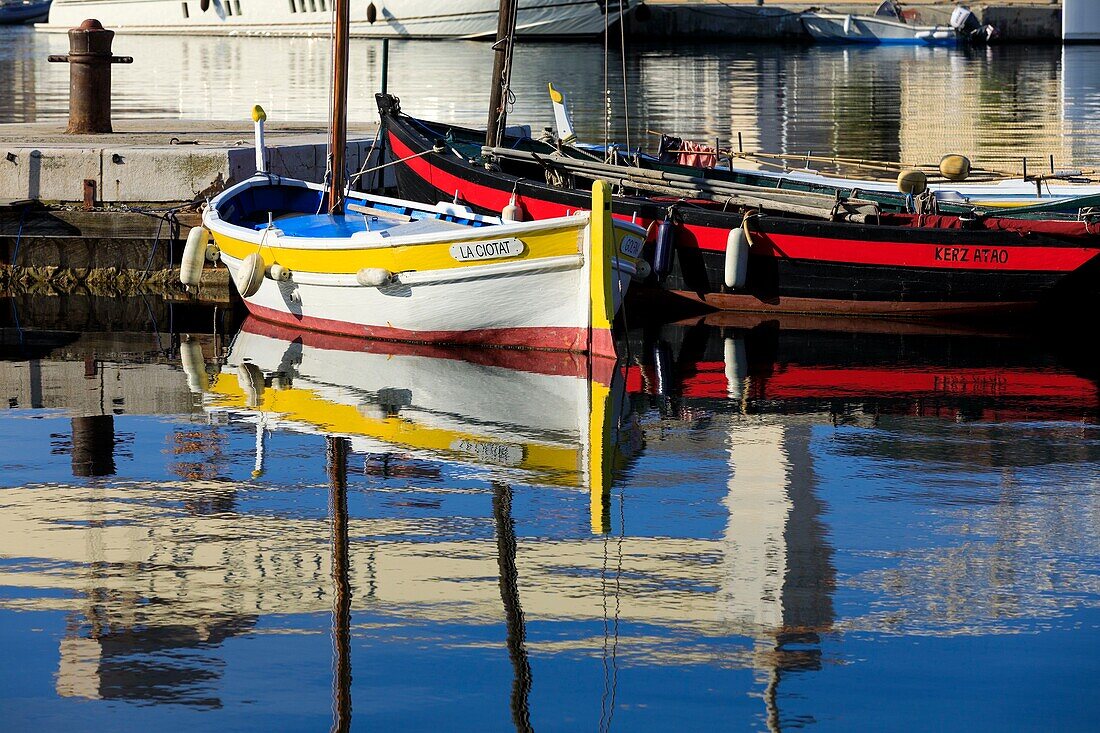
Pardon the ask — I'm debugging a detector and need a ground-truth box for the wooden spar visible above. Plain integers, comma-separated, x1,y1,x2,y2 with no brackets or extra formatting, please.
327,436,352,733
483,145,881,222
486,0,519,149
326,0,352,214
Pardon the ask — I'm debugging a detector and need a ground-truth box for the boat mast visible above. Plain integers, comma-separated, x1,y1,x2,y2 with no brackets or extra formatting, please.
486,0,520,149
326,0,352,214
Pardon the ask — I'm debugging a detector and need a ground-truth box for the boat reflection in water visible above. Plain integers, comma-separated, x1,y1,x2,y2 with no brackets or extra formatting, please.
1,311,1097,728
199,317,637,533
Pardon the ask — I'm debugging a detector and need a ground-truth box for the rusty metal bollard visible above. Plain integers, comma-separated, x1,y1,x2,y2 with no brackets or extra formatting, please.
48,19,133,134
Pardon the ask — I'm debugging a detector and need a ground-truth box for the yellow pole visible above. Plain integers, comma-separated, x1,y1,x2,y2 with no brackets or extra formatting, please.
587,179,616,360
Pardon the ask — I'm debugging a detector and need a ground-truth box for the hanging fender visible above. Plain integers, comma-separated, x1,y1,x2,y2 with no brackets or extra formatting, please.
652,208,675,282
200,0,210,11
724,214,752,290
180,226,209,287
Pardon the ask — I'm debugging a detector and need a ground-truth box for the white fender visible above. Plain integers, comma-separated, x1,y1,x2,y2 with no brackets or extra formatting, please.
843,14,853,34
267,263,291,282
179,339,208,394
356,267,392,287
932,29,953,40
180,226,209,286
502,193,524,222
234,252,266,298
724,227,749,289
724,337,747,401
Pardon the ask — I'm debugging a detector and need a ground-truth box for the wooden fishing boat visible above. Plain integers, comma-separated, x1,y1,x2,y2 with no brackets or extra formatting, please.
198,175,642,356
191,0,643,358
543,87,1100,211
378,95,1100,317
191,316,635,530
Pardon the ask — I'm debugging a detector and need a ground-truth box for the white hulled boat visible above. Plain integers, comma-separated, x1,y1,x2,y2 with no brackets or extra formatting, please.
198,173,642,357
801,2,993,46
43,0,635,37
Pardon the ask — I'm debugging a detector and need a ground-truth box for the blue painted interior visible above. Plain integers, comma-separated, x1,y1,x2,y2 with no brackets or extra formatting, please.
219,183,491,235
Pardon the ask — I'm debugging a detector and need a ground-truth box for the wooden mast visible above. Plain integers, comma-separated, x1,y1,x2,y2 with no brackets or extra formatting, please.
486,0,519,149
326,0,352,214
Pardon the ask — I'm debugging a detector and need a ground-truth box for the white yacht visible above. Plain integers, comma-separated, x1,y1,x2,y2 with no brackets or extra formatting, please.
42,0,635,38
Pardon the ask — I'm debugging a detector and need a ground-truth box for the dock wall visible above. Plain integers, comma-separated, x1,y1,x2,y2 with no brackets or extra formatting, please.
0,123,385,204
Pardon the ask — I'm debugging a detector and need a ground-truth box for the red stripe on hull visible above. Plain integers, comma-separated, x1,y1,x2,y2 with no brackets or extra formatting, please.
754,231,1095,272
240,317,613,384
243,301,611,357
666,288,1040,316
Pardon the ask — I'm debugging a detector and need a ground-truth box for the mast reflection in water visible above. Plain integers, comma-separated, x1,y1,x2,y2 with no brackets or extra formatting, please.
0,307,1097,730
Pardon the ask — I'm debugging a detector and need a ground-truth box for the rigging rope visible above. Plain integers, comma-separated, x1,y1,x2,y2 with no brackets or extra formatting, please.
618,0,631,157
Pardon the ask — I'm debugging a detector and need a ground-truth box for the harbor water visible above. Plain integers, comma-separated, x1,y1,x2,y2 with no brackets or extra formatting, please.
1,304,1099,730
2,26,1100,732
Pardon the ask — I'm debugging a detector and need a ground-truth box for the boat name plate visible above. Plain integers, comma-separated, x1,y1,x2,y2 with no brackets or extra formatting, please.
619,235,644,259
449,238,525,262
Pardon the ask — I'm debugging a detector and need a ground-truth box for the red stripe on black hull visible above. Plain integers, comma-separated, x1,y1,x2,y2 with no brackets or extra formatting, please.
381,105,1100,316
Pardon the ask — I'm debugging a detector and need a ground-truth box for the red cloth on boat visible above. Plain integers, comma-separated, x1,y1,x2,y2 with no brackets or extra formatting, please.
677,141,718,169
879,213,1097,238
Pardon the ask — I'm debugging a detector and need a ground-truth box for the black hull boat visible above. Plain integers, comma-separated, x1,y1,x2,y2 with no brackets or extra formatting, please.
378,95,1100,317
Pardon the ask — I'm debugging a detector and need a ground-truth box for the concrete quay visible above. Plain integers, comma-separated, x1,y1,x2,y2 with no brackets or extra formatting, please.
629,1,1064,42
0,119,384,204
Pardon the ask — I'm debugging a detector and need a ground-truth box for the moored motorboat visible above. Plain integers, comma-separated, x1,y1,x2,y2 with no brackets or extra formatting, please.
800,2,994,46
0,0,50,24
198,174,643,357
378,95,1100,317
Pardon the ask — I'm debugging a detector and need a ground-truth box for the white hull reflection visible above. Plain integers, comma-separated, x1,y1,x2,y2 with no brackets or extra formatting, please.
200,318,634,518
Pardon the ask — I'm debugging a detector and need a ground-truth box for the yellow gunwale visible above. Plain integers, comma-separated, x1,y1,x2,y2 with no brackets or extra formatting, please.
211,224,587,275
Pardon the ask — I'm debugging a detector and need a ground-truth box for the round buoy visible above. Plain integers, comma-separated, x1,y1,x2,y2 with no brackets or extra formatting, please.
234,253,266,298
356,267,392,287
724,227,749,289
897,168,928,195
632,258,652,282
267,263,291,282
180,226,209,287
939,154,972,182
204,243,220,262
180,339,208,394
